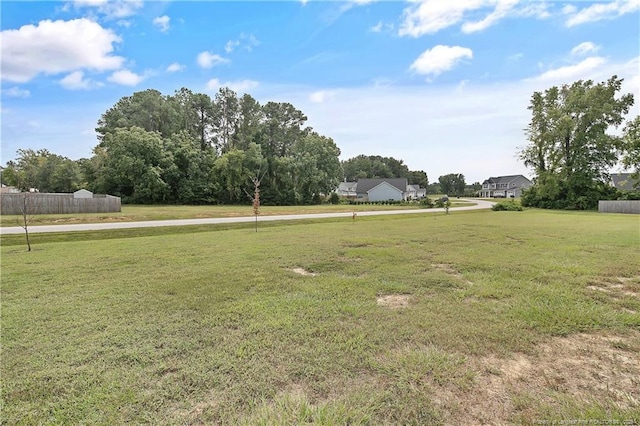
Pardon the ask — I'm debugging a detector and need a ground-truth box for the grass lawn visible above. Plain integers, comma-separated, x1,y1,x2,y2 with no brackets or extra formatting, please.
0,199,474,228
1,209,638,424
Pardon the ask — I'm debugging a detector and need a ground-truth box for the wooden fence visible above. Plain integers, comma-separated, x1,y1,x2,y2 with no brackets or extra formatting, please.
598,200,640,214
0,193,121,215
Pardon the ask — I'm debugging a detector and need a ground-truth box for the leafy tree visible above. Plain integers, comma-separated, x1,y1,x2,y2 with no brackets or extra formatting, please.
520,76,634,209
3,149,81,192
342,155,427,186
438,173,466,196
621,115,640,185
162,131,217,203
291,132,342,204
92,127,170,203
96,89,179,141
212,87,240,154
213,144,265,204
234,93,263,151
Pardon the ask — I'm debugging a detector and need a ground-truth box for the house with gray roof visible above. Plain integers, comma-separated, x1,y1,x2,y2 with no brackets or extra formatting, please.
610,173,639,191
356,178,408,201
480,175,532,198
336,178,427,201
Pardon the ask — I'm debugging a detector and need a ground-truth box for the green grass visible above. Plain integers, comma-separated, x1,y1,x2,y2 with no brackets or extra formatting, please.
0,199,475,228
2,209,639,424
0,203,413,227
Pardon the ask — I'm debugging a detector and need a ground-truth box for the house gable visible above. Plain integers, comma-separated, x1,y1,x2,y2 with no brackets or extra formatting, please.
367,181,403,202
611,173,639,191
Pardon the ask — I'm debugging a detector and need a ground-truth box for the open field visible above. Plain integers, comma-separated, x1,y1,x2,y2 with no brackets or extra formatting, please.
0,200,473,228
2,209,639,424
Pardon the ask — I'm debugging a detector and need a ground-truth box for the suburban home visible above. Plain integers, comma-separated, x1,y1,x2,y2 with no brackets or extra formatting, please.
336,181,358,198
356,178,407,201
336,178,427,201
406,184,427,200
480,175,532,198
610,173,639,191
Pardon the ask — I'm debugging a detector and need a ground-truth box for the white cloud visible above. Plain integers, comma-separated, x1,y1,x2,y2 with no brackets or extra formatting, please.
370,20,383,32
0,18,124,83
206,78,259,94
108,69,145,86
153,15,170,32
71,0,143,19
166,62,184,73
565,0,640,27
409,45,473,78
562,4,577,15
225,40,240,53
225,33,260,54
571,42,599,57
2,87,31,98
399,0,549,37
196,51,229,69
60,70,93,89
310,90,338,103
528,57,607,83
461,0,518,33
508,53,524,61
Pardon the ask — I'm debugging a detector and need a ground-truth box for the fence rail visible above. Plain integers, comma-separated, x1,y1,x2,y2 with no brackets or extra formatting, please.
598,200,640,214
0,193,121,215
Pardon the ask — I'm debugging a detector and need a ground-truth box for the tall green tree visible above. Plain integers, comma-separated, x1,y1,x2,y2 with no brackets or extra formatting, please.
212,87,240,154
291,132,342,204
520,76,634,209
621,115,640,184
92,127,170,203
438,173,466,196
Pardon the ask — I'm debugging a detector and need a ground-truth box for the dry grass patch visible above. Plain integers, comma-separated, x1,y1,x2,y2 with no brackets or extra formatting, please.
377,294,411,309
587,276,640,299
452,331,640,425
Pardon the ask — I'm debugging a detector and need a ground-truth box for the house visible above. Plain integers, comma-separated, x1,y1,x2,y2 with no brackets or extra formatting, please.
610,173,639,191
480,175,532,198
405,184,426,200
336,181,357,198
355,178,408,202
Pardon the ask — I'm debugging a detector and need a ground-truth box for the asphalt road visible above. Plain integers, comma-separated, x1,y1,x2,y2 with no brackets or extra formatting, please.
0,199,495,235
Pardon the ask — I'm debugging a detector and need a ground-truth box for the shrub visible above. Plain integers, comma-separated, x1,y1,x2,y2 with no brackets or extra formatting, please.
492,200,523,211
419,197,434,208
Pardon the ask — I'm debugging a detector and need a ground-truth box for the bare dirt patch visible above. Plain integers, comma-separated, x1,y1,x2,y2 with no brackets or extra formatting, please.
377,294,410,309
290,268,317,277
587,276,639,299
447,331,640,425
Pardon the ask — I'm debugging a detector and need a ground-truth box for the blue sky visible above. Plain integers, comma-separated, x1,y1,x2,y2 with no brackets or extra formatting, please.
1,0,639,183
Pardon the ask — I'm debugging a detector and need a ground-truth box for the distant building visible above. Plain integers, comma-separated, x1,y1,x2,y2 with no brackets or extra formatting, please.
610,173,639,191
480,175,532,198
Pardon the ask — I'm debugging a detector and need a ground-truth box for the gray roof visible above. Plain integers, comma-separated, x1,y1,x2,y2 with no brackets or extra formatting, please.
611,173,639,191
356,178,408,193
482,175,531,185
338,181,357,192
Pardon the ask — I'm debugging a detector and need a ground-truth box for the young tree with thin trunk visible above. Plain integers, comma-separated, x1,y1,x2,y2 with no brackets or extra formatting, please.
18,192,37,251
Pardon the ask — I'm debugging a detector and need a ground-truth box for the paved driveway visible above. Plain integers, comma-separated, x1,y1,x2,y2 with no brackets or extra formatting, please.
0,199,495,235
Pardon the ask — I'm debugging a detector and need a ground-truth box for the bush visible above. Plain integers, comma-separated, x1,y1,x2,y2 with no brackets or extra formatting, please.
492,200,523,211
419,197,434,208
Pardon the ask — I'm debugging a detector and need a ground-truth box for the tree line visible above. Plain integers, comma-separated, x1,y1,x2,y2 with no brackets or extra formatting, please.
2,87,433,205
